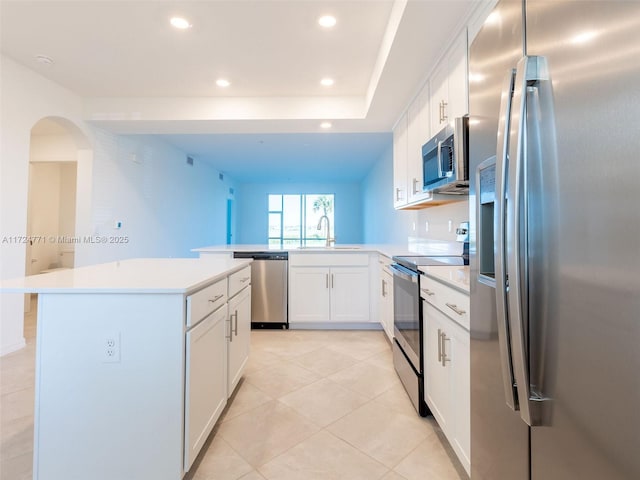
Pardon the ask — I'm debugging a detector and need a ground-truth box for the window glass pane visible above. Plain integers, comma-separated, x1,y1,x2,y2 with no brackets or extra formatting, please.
282,238,301,247
282,195,301,242
268,194,282,212
268,213,281,238
268,238,282,246
305,194,334,241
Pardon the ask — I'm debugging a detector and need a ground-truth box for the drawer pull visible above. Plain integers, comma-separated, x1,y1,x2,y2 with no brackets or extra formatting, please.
446,303,466,316
208,294,224,303
240,277,250,283
421,288,435,297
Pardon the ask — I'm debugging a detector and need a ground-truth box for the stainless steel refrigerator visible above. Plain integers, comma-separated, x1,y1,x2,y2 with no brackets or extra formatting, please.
468,1,640,479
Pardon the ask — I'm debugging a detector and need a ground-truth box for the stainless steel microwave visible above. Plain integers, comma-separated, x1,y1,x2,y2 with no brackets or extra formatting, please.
422,116,469,194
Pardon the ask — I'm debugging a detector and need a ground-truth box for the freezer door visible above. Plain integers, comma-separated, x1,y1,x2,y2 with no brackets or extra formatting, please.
525,1,640,479
468,1,530,479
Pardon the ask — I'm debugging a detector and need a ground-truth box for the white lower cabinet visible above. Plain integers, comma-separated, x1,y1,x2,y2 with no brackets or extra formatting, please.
227,284,251,396
423,284,470,475
184,305,228,470
329,267,370,323
424,302,452,431
289,267,331,322
378,257,394,341
289,266,370,324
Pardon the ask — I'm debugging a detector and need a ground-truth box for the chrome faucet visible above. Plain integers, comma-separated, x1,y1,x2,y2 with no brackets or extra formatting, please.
317,215,334,247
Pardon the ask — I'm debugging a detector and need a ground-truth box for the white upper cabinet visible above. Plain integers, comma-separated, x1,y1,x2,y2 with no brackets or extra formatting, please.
393,27,468,210
429,60,450,137
430,28,469,137
407,85,431,204
447,30,469,123
393,113,409,208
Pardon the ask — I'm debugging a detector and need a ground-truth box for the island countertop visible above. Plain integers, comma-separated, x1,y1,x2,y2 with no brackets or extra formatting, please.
0,257,252,295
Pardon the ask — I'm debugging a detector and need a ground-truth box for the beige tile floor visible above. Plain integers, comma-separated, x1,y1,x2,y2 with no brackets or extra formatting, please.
1,300,467,480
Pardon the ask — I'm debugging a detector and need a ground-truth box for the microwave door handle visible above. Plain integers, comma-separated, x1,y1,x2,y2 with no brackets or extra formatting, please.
495,68,519,411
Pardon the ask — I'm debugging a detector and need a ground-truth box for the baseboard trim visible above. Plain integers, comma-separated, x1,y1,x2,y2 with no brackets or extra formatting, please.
1,338,26,357
289,322,383,331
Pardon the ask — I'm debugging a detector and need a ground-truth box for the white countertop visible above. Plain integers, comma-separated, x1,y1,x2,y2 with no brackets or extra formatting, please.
193,243,464,260
0,257,252,294
422,265,470,293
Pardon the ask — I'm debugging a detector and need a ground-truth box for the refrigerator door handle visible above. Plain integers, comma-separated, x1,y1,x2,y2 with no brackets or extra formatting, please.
495,67,519,411
507,55,551,427
437,140,444,178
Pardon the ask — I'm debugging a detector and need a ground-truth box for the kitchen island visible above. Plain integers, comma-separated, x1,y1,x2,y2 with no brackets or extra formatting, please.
0,257,252,480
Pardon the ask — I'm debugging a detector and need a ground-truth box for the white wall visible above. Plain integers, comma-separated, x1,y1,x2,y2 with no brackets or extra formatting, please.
361,146,414,244
0,55,234,355
87,131,234,262
361,144,470,250
236,182,363,245
0,56,88,355
26,163,62,273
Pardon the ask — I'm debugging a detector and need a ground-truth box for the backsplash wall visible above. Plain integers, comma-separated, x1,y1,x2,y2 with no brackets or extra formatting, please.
362,148,469,248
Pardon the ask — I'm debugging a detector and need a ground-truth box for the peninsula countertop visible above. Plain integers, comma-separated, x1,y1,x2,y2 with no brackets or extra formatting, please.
0,257,252,294
193,241,465,261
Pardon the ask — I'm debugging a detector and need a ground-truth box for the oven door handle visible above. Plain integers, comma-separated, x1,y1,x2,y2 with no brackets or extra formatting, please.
390,264,418,283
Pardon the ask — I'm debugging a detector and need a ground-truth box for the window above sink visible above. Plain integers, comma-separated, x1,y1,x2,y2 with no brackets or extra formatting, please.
268,194,335,247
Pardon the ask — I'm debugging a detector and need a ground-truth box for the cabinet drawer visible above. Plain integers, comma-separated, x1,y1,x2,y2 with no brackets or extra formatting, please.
229,266,251,298
186,279,227,328
421,276,470,330
289,253,369,267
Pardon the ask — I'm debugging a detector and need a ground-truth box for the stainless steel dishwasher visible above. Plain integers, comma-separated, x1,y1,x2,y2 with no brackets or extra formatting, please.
232,251,288,329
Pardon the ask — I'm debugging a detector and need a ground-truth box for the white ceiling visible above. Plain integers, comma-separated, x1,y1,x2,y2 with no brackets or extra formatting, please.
2,0,478,181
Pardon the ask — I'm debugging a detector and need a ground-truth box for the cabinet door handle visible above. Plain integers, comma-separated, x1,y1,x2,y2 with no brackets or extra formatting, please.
395,187,403,202
439,100,448,123
437,328,443,362
227,314,234,342
412,178,420,195
331,274,334,289
441,332,450,366
446,303,466,316
421,288,435,297
233,309,239,336
326,273,329,289
381,279,387,297
208,294,224,303
240,277,250,283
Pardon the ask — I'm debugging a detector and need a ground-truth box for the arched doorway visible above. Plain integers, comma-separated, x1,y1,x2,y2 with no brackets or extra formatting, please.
24,117,92,320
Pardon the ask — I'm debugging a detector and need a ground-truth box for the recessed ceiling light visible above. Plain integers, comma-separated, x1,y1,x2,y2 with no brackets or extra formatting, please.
35,54,54,66
216,79,231,88
170,17,191,29
320,78,335,87
320,121,332,129
318,15,337,28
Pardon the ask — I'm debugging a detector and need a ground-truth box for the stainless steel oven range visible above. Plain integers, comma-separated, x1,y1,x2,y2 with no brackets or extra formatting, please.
391,255,467,416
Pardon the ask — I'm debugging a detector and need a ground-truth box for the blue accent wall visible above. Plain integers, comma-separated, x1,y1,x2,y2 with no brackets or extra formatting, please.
236,182,363,244
361,145,414,244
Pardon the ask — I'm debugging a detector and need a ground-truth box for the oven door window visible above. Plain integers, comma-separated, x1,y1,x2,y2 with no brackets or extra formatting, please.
392,265,420,369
